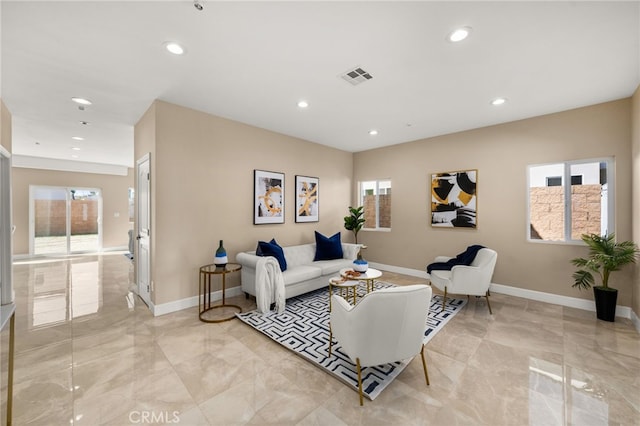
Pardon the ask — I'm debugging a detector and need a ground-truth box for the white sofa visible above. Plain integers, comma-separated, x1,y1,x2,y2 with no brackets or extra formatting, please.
236,242,361,301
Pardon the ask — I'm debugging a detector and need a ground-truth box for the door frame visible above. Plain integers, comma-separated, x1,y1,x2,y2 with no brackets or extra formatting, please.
135,153,151,308
0,146,12,305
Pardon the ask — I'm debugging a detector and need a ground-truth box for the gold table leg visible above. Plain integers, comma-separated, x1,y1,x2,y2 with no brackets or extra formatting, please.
7,313,14,426
199,269,241,323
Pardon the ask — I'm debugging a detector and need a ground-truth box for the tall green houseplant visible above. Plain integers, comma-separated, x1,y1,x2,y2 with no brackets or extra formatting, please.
571,232,639,321
344,206,365,245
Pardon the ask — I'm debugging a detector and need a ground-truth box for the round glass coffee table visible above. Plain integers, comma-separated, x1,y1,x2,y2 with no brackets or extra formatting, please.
340,267,382,292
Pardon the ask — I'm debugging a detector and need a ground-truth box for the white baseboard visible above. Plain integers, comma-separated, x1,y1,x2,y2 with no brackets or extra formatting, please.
152,286,244,317
102,246,129,252
631,310,640,334
13,246,129,261
489,282,631,319
150,263,639,328
371,263,633,320
369,262,430,279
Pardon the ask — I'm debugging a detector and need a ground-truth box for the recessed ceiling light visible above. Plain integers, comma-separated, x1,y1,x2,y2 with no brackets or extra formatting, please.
164,42,185,55
71,147,81,151
491,97,508,106
369,129,379,136
71,97,92,106
447,26,472,43
72,136,84,141
297,100,309,108
79,121,90,126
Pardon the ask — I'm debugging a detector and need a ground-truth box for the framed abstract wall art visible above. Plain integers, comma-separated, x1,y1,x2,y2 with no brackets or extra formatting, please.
254,169,285,224
295,175,319,223
431,170,477,228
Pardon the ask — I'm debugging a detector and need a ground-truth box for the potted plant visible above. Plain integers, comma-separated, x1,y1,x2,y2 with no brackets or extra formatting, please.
343,206,365,245
571,233,639,322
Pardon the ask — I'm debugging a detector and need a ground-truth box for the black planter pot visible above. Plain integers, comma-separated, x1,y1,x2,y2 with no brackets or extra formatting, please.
593,286,618,322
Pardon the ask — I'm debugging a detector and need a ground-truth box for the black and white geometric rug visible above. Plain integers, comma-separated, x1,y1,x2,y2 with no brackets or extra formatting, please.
236,282,466,401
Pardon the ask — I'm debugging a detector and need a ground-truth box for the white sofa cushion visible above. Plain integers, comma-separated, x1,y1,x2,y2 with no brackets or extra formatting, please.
282,265,322,285
282,244,316,268
313,258,354,275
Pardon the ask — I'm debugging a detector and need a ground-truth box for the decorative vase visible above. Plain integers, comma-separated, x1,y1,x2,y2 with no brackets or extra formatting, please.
214,240,228,268
353,250,368,273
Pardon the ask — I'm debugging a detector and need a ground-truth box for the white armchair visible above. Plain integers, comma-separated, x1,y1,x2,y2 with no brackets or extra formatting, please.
428,248,497,314
329,284,432,405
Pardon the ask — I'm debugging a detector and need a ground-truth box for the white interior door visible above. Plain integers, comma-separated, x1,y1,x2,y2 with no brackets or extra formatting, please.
136,154,151,307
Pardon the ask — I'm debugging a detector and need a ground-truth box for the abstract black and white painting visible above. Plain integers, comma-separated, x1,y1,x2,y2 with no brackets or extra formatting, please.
431,170,477,228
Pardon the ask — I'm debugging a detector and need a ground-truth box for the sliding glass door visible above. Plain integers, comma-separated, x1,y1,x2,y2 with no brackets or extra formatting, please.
30,186,102,255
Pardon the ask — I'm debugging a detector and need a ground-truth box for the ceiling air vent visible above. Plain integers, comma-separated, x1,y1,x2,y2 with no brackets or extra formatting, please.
339,66,373,86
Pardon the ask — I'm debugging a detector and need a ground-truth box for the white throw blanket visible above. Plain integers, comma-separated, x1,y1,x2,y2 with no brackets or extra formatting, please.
255,256,286,314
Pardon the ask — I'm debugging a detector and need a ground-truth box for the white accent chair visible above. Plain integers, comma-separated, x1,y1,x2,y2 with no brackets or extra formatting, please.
329,284,432,405
428,248,497,314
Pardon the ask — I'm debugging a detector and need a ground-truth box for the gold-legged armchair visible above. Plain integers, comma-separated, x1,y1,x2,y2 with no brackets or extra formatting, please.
428,248,497,314
329,284,432,405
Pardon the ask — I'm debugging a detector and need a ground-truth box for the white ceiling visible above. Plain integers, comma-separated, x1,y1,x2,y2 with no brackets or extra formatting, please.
2,1,639,169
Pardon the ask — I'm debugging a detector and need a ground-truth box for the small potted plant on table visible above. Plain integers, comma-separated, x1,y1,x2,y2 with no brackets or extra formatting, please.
571,233,639,322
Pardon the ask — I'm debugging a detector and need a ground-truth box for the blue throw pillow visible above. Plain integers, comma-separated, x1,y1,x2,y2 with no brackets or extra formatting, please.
427,244,485,274
256,239,287,271
314,231,343,261
256,238,283,256
255,238,277,256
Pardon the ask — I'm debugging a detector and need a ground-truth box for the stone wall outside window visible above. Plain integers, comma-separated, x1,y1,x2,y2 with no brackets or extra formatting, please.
529,184,601,240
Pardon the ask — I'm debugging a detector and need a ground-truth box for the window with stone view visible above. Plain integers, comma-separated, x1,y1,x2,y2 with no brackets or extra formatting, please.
528,158,613,242
359,180,391,230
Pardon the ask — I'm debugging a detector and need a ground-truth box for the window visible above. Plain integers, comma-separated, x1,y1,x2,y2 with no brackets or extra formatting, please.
546,176,562,187
359,180,391,230
546,175,582,187
528,158,614,242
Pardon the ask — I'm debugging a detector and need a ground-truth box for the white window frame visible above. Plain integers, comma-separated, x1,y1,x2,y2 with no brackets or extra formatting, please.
359,179,391,231
527,157,614,244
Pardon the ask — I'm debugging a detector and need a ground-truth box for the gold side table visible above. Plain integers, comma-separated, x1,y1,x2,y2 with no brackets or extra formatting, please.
340,267,382,293
199,263,242,323
328,277,360,311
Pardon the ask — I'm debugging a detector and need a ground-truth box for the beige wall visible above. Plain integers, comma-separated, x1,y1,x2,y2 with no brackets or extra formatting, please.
632,86,640,317
354,99,634,306
12,168,134,254
136,100,353,306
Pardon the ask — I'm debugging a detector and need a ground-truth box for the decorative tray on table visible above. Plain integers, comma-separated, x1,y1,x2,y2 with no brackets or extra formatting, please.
341,269,361,280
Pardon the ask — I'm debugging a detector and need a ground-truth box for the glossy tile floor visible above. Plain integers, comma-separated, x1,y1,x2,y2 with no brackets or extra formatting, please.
6,252,640,425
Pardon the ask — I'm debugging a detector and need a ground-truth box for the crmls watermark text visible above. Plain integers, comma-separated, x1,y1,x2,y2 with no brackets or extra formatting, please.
128,410,180,424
